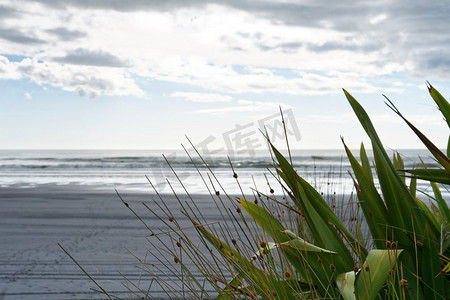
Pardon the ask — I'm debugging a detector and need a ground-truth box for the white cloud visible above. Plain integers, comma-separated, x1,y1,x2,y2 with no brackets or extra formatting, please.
171,92,232,103
24,92,31,99
370,14,388,25
371,113,445,125
195,99,287,115
0,55,21,79
0,1,448,97
2,57,144,97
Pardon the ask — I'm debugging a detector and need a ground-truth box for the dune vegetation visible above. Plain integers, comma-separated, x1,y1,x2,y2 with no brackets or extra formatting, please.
69,84,449,299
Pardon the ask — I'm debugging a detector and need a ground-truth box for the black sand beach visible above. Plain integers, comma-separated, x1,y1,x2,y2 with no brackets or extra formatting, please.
0,184,225,299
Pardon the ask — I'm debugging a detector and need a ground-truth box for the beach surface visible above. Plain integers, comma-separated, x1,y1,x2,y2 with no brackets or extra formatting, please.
0,184,223,299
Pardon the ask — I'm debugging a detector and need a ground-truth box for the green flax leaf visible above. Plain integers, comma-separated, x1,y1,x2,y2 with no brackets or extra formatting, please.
355,249,403,300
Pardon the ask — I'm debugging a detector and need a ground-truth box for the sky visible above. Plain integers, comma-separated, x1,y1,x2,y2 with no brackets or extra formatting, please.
0,0,449,151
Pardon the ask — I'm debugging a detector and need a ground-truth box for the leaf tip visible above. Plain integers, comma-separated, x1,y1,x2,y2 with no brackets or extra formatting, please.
426,81,433,92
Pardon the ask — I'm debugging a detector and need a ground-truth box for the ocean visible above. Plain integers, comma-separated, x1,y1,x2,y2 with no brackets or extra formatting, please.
0,149,445,194
0,148,444,197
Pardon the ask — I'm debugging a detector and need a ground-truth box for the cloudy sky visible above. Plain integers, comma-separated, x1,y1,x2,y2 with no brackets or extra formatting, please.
0,0,449,150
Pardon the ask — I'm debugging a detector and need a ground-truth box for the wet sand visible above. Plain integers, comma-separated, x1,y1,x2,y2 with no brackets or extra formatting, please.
0,184,223,299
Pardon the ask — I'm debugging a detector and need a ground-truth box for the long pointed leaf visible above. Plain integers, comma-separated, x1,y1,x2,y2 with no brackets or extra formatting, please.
421,225,445,299
404,168,450,185
239,198,289,243
272,144,359,267
428,82,450,128
336,271,356,300
344,89,428,238
360,142,373,180
385,95,450,176
355,249,403,300
343,140,390,249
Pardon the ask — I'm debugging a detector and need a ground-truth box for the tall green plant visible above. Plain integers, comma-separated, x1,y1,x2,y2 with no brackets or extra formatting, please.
75,85,449,299
198,85,449,299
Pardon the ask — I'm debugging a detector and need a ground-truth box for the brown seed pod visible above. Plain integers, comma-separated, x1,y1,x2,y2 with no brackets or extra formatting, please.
260,241,267,248
174,257,179,264
400,279,408,288
215,191,220,196
391,242,397,249
236,207,241,213
365,265,370,271
169,216,174,222
270,188,274,194
330,264,336,271
386,241,391,249
233,172,238,178
176,241,181,248
284,271,291,278
231,238,237,246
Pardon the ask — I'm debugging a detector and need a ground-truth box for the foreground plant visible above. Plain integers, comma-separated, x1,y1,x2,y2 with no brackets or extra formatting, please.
69,84,449,299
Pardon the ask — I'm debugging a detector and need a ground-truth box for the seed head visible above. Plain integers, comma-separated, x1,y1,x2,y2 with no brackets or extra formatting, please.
174,257,179,264
400,279,408,288
270,188,274,194
365,265,370,272
284,271,291,278
176,241,181,248
233,172,238,178
215,191,220,196
236,207,241,214
260,241,267,248
231,238,237,246
329,264,336,271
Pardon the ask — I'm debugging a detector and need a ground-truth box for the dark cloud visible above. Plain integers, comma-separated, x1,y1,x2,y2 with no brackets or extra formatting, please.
19,0,450,33
307,40,382,53
424,56,450,69
0,5,18,19
52,48,129,68
25,0,371,31
46,27,86,41
8,0,450,79
415,51,450,79
0,28,45,44
21,0,204,12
